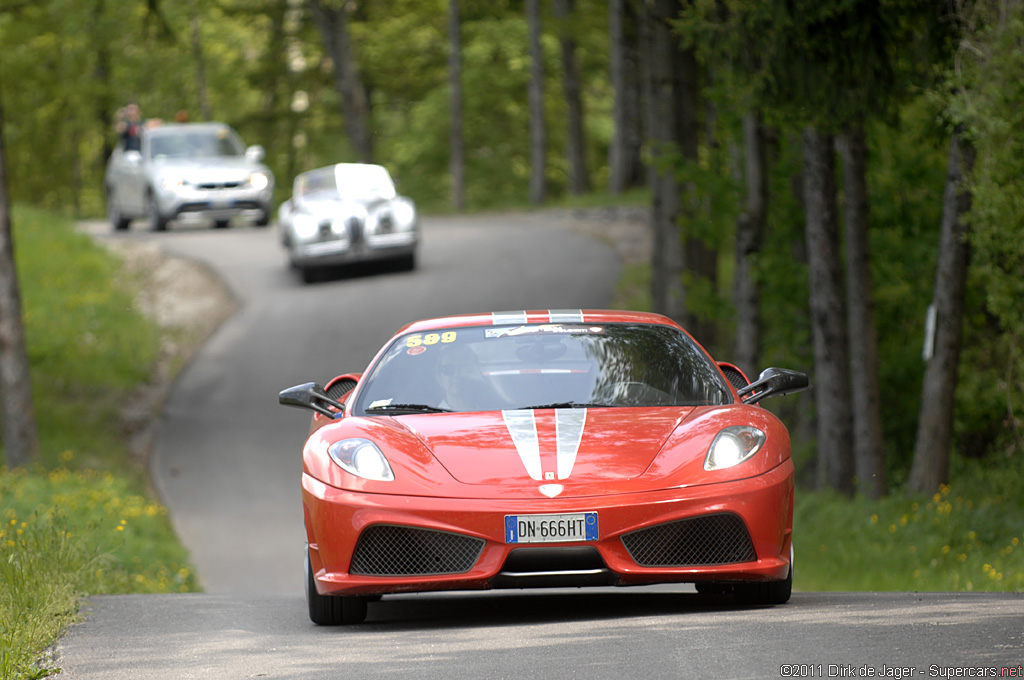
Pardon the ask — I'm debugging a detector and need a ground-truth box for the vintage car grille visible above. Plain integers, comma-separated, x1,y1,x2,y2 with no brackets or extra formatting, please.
196,181,243,190
350,525,485,576
620,513,757,567
346,216,365,247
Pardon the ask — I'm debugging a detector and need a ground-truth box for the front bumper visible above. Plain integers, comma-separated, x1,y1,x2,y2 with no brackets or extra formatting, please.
156,185,273,222
289,231,418,268
303,461,794,596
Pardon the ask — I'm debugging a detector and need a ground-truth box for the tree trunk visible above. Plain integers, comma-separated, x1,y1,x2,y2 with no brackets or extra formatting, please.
190,6,212,121
607,0,644,194
642,0,688,323
838,122,887,498
802,126,854,495
309,0,373,163
677,40,714,345
0,82,39,468
909,129,976,494
526,0,547,205
554,0,590,195
448,0,465,211
733,111,767,377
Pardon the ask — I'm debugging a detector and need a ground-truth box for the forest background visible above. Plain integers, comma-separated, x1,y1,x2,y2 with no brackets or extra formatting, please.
1,0,1023,502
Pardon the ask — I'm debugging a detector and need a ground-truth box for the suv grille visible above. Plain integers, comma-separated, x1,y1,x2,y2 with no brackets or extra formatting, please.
621,513,756,567
350,525,485,576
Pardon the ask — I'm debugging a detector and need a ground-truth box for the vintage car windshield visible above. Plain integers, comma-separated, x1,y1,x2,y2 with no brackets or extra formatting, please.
147,129,245,160
351,323,733,415
295,165,397,202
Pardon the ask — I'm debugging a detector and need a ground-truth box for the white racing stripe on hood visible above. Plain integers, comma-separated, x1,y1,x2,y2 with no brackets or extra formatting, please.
492,311,529,325
491,310,585,325
502,408,587,481
556,409,586,479
502,410,542,480
548,309,585,323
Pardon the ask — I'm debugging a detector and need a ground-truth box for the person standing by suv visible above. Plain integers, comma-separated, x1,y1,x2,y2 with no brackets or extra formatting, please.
115,103,145,151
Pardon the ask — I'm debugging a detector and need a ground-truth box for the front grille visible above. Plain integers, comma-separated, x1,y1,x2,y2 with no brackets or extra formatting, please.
350,525,484,576
346,216,364,247
621,513,756,567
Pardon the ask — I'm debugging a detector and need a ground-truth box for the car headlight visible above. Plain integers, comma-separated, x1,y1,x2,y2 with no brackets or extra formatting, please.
160,176,184,191
328,438,395,481
249,172,270,191
291,213,320,239
704,426,766,471
392,198,416,229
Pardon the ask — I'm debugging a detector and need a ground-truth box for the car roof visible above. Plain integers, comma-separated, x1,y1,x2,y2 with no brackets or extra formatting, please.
395,310,684,336
146,122,233,136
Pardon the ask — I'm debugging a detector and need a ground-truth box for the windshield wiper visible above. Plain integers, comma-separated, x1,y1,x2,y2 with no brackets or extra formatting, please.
365,403,452,414
517,401,612,410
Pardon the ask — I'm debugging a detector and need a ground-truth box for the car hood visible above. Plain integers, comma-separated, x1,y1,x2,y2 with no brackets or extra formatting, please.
152,157,264,183
296,196,394,219
399,408,691,486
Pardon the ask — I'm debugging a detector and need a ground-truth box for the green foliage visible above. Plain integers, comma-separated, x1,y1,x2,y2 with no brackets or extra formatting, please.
0,207,197,678
1,466,198,680
949,5,1024,458
795,454,1024,591
7,208,160,469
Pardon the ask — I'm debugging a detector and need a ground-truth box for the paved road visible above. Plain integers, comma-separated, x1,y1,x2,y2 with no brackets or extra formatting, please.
59,590,1024,679
58,215,1024,678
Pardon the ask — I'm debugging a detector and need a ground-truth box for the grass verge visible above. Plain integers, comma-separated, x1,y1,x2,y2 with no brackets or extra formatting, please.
1,207,198,680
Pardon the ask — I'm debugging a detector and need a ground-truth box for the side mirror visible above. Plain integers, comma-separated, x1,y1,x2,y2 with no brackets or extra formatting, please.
278,382,345,418
737,367,810,405
246,145,265,162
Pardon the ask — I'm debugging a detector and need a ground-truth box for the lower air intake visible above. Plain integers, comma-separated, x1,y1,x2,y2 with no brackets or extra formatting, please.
350,525,485,576
621,513,757,567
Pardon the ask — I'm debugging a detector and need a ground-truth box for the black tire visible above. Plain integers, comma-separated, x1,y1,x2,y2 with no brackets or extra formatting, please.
107,190,131,231
254,210,270,227
146,193,168,232
300,266,320,284
213,219,231,229
305,551,367,626
394,252,416,272
734,546,793,606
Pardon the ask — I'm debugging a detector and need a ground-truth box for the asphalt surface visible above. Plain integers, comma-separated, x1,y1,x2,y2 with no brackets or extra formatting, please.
58,215,1024,679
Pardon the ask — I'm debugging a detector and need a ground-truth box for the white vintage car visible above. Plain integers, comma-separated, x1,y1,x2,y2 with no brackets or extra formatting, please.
104,122,274,231
278,163,419,283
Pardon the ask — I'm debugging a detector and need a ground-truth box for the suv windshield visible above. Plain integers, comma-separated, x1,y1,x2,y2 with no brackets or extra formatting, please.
351,323,732,415
148,128,244,160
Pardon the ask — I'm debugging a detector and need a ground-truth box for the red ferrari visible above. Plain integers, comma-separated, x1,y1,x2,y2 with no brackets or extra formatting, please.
279,310,809,625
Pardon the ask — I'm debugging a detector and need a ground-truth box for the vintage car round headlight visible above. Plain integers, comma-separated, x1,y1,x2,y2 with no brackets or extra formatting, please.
392,198,416,229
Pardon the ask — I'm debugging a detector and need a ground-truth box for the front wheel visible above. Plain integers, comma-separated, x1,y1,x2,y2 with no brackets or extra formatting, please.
734,545,793,606
107,190,131,231
305,550,368,625
146,193,168,232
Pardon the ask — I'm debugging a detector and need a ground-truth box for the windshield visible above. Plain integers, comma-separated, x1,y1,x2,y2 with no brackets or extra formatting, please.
148,128,245,160
295,165,396,201
350,323,733,415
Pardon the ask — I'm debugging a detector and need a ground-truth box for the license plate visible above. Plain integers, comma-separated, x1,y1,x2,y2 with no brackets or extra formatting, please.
504,512,598,544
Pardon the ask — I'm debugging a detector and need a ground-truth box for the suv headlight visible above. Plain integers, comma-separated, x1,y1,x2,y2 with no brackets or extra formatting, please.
249,172,270,191
704,426,765,471
160,176,184,191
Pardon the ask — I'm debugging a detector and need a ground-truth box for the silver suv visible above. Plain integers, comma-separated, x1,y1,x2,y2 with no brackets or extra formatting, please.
104,122,274,231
